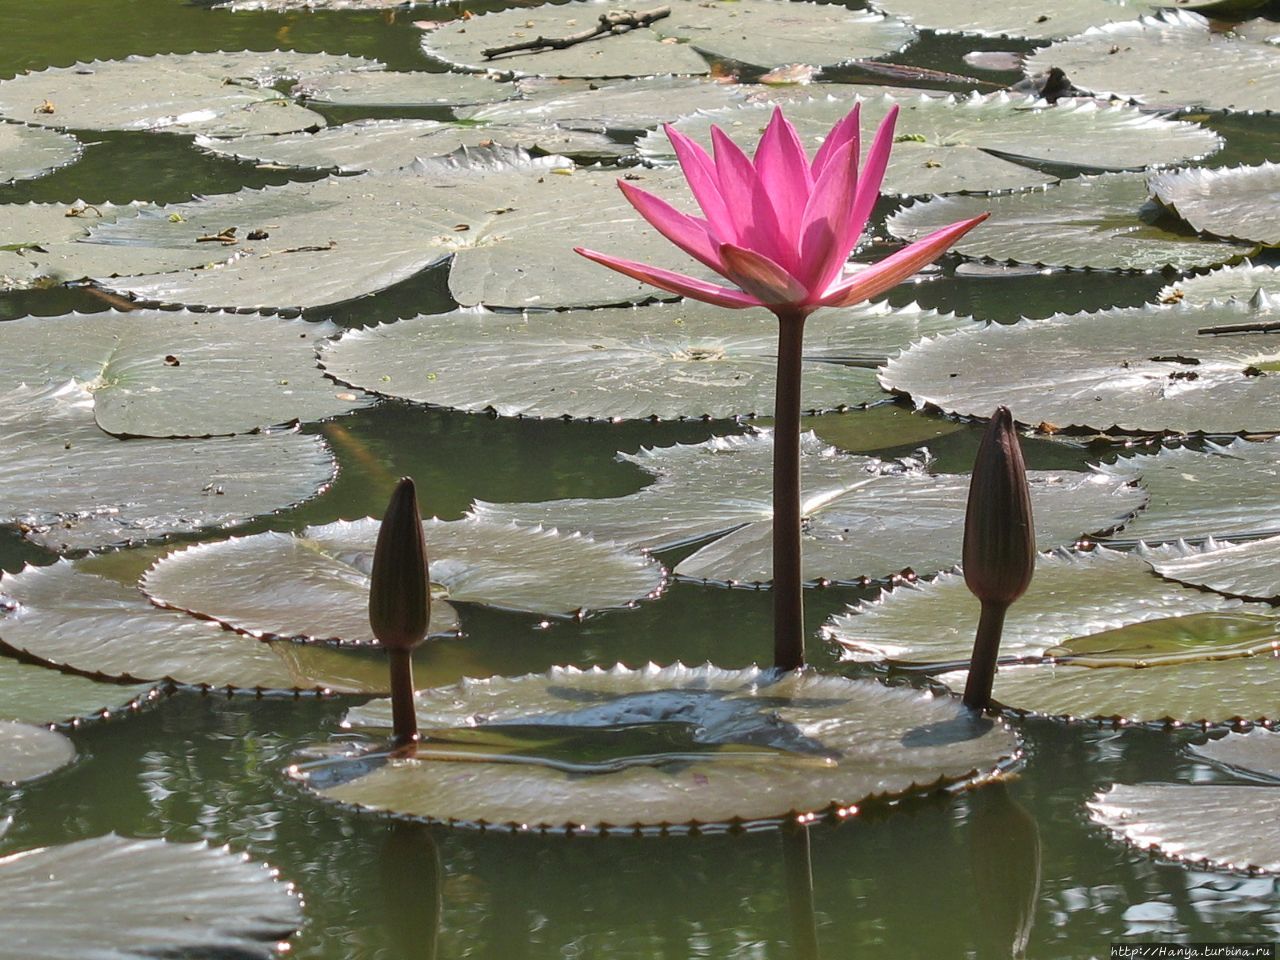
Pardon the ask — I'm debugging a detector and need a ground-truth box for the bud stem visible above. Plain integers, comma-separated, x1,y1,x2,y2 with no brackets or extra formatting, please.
772,310,807,671
388,647,419,747
963,599,1008,710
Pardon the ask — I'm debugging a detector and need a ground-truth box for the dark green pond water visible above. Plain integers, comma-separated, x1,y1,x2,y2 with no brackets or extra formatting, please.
2,1,1280,957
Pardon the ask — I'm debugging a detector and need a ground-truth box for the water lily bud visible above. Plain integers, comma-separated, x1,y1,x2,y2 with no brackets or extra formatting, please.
963,406,1034,608
369,477,431,653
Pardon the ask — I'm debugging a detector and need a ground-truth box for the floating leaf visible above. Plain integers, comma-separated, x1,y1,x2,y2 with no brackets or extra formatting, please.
864,0,1160,40
0,382,336,552
0,51,372,136
0,721,75,784
0,310,367,437
1148,537,1280,602
219,0,418,8
1024,11,1280,114
141,517,663,648
0,655,158,728
472,430,1145,584
882,300,1280,435
318,301,973,420
1158,262,1280,306
887,172,1249,270
422,0,913,78
1090,781,1280,873
197,118,623,172
292,69,512,107
291,663,1018,830
0,122,80,183
1151,163,1280,247
0,835,301,957
1193,728,1280,781
640,94,1220,196
826,546,1256,665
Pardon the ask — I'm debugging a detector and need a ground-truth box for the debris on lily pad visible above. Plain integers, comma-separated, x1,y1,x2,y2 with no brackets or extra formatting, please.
291,69,513,108
1150,163,1280,247
0,122,81,183
1147,537,1280,603
140,517,664,648
864,0,1161,41
422,0,913,78
472,429,1145,585
0,51,374,137
318,300,974,420
1158,262,1280,306
0,721,76,784
0,834,301,957
640,94,1220,197
0,382,337,552
290,663,1019,831
1024,11,1280,114
887,172,1250,270
826,545,1259,665
881,300,1280,435
0,310,368,437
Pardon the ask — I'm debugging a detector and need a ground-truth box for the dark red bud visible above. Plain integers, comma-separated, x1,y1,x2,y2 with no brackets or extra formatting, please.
369,477,431,653
963,406,1035,608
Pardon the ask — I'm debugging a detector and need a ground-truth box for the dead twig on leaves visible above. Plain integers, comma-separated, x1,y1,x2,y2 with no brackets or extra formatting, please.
482,6,670,59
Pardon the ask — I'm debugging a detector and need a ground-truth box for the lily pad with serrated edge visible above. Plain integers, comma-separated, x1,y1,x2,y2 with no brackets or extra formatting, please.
887,171,1250,270
0,381,336,553
1194,728,1280,781
881,300,1280,435
0,721,75,785
864,0,1161,41
0,834,301,958
825,545,1263,665
289,663,1019,831
471,429,1145,585
1147,537,1280,602
317,301,974,420
292,69,513,108
1024,11,1280,114
196,118,623,173
422,0,914,78
0,310,367,438
1158,262,1280,306
640,93,1221,197
0,50,374,136
0,654,159,728
218,0,416,8
0,123,81,183
1151,163,1280,247
141,517,664,648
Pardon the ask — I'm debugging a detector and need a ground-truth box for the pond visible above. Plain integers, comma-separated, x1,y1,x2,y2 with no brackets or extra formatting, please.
1,0,1279,956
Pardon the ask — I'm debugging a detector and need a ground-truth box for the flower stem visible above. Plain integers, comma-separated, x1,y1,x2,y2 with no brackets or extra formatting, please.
772,310,807,671
388,647,420,747
963,599,1008,710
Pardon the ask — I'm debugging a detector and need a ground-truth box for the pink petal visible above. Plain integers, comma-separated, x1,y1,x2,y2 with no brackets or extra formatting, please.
618,179,724,273
575,247,763,309
664,124,735,241
797,138,857,291
753,108,813,252
830,104,899,283
810,102,861,181
711,126,791,269
718,243,809,306
817,214,987,308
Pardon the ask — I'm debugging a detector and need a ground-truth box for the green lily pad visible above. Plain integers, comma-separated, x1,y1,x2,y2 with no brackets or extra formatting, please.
1090,781,1280,872
292,69,513,108
318,301,973,420
887,172,1249,270
640,94,1221,197
218,0,416,8
881,300,1280,435
1024,11,1280,114
0,51,371,136
290,663,1018,831
0,655,158,728
197,118,623,172
422,0,913,78
1158,262,1280,306
1147,537,1280,602
0,122,80,183
0,834,301,957
1151,163,1280,247
864,0,1160,41
0,721,75,785
0,310,367,437
0,381,336,552
472,429,1145,584
141,517,663,648
826,545,1257,665
1193,728,1280,781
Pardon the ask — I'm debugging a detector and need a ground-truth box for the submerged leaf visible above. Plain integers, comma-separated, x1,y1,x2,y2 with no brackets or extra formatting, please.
0,122,81,183
1151,163,1280,247
0,721,75,785
291,663,1018,830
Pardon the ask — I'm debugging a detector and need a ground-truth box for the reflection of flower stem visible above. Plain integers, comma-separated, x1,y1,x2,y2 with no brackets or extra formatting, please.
782,821,820,960
773,311,807,671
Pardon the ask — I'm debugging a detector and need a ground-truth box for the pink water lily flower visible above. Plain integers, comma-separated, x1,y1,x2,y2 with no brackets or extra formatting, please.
576,103,986,318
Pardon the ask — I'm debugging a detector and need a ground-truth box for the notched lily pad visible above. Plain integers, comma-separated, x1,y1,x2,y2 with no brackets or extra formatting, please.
864,0,1161,41
289,663,1018,831
1150,163,1280,247
318,301,974,420
422,0,914,78
0,721,75,785
1024,11,1280,114
292,69,512,108
472,430,1145,585
0,51,373,136
882,300,1280,435
1159,262,1280,306
641,94,1220,197
141,517,663,648
0,834,301,957
0,654,159,729
1148,537,1280,602
0,122,81,183
887,172,1249,271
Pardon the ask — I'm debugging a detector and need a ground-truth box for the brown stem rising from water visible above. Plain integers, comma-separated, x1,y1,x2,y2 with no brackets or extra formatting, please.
963,600,1007,711
772,311,807,671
